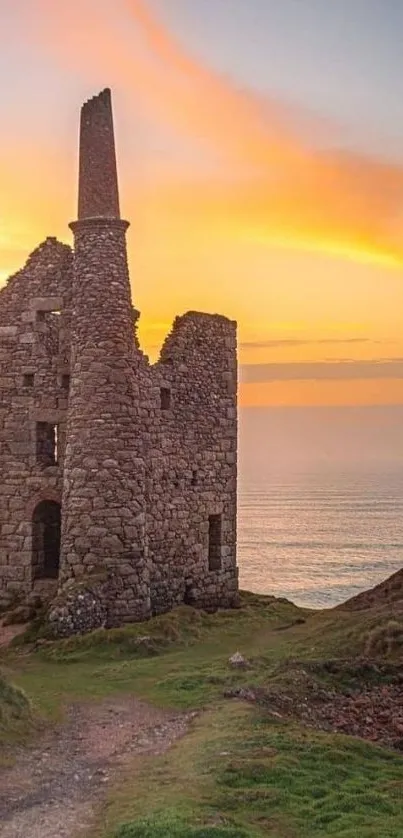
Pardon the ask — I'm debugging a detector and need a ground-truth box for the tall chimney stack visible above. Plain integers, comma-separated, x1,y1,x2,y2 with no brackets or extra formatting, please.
60,90,150,626
77,88,120,220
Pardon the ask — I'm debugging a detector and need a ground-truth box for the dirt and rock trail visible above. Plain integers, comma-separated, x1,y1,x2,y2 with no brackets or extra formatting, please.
0,695,192,838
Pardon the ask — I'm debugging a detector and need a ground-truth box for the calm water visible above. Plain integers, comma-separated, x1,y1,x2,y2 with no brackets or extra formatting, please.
237,470,403,609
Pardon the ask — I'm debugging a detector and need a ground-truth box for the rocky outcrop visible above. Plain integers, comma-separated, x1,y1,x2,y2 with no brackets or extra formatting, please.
47,573,113,638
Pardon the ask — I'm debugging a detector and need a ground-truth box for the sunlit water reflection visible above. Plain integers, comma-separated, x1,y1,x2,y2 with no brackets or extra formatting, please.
237,470,403,608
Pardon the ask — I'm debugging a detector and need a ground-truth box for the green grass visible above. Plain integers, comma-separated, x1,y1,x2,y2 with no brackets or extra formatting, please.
2,592,402,724
0,670,33,758
115,816,251,838
4,595,306,714
93,703,403,838
1,592,403,837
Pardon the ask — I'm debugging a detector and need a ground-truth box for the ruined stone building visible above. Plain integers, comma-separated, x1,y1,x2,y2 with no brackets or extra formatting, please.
0,89,238,630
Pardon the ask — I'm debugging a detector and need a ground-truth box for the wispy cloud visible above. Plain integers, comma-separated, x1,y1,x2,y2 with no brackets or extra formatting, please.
241,359,403,383
240,338,378,350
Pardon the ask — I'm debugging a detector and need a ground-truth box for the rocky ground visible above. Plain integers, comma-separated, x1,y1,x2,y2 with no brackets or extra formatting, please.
226,659,403,751
0,696,192,838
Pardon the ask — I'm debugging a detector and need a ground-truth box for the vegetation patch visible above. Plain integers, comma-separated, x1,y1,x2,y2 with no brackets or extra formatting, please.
365,619,403,658
0,669,33,752
115,813,251,838
10,592,302,660
287,604,403,662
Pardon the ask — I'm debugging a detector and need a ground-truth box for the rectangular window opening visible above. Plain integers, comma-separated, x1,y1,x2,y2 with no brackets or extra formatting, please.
208,514,222,571
23,373,34,387
36,309,61,322
160,387,171,411
36,422,58,467
61,374,70,390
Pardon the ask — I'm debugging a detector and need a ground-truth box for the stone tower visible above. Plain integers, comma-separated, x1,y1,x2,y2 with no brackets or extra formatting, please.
59,89,150,624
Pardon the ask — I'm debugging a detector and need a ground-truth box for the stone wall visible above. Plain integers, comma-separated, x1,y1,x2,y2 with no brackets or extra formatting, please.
146,311,238,614
0,246,238,618
0,238,73,602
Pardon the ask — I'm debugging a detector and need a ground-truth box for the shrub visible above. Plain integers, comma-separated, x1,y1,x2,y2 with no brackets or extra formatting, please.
364,621,403,658
0,670,32,734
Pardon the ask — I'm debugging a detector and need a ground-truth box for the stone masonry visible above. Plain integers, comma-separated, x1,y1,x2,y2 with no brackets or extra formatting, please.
0,89,238,632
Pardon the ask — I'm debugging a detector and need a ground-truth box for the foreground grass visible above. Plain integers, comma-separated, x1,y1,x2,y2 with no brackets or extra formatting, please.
95,703,403,838
1,592,403,836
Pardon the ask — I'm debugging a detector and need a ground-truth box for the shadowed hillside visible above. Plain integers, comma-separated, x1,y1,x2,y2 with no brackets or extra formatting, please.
340,567,403,611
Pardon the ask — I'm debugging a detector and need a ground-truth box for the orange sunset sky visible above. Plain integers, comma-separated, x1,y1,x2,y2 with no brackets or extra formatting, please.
1,0,403,408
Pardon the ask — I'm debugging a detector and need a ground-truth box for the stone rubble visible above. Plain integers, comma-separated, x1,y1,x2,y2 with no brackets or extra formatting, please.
225,660,403,751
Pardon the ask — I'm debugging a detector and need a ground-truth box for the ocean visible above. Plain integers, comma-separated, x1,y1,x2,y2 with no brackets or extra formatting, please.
237,469,403,609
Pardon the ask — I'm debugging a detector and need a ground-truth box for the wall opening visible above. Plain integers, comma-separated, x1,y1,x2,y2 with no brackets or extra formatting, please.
184,583,195,605
23,373,34,387
208,514,222,571
191,470,198,486
32,500,61,580
36,309,61,322
160,387,171,410
61,374,70,390
36,422,58,466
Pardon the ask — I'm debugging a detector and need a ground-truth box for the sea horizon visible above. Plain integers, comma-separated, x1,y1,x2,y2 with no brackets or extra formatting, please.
237,405,403,609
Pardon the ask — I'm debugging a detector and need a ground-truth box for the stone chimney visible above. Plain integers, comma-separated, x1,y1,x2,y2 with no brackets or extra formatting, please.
60,90,150,625
77,88,120,220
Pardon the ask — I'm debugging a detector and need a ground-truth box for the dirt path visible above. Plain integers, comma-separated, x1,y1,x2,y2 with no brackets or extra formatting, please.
0,695,192,838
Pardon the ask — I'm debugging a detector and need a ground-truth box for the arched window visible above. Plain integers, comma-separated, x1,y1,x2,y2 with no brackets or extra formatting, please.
32,500,61,579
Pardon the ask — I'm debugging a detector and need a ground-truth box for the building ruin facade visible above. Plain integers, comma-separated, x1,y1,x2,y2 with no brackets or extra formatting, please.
0,89,238,630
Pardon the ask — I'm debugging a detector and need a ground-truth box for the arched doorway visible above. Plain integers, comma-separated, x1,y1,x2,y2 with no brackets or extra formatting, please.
32,500,61,579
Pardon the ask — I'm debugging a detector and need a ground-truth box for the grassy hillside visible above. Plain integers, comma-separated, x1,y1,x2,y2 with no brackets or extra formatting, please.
1,590,403,837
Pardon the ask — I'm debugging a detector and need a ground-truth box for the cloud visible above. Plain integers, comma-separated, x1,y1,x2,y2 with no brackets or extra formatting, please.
240,359,403,383
120,0,403,267
19,0,403,270
240,338,377,350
